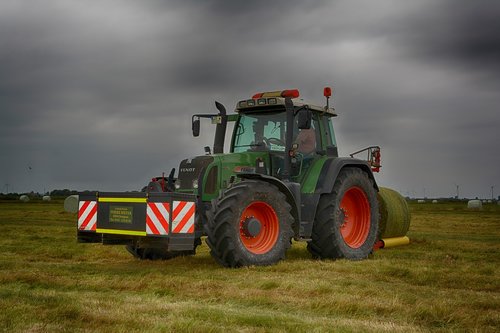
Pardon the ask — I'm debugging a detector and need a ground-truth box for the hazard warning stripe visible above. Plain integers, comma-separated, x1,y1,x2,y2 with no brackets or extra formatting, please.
146,202,170,235
78,201,97,231
172,201,195,233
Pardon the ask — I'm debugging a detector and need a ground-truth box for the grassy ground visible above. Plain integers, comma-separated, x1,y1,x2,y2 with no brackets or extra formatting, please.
0,200,498,332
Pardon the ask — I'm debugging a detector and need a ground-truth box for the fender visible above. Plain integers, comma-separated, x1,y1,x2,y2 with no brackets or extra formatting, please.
315,157,379,194
237,173,301,237
299,157,379,239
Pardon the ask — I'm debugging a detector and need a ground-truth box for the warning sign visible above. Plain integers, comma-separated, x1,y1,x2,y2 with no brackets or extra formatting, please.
109,206,133,224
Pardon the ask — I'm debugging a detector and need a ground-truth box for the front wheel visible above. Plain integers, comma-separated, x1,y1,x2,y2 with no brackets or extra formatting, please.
205,180,294,267
307,167,379,260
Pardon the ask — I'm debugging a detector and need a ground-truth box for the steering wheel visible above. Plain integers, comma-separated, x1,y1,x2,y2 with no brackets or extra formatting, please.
264,137,286,147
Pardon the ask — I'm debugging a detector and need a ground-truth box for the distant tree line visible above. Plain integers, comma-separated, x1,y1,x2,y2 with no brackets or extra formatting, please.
0,189,97,200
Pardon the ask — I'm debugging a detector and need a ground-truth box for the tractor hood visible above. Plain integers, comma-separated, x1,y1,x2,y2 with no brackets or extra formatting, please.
176,156,214,191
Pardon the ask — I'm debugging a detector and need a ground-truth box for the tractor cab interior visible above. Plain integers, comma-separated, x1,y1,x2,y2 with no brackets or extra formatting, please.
232,110,324,180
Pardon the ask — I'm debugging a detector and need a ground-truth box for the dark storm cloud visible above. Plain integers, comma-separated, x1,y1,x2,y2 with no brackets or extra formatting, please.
421,2,499,63
0,0,498,198
388,1,500,85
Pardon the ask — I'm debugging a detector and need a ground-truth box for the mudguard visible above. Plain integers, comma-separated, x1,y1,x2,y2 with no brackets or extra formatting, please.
237,173,301,236
315,157,378,194
300,157,379,239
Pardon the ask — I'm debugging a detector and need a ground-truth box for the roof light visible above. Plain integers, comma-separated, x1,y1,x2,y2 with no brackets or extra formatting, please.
247,99,255,106
281,89,300,98
268,98,277,104
257,98,266,105
324,87,332,97
251,89,300,99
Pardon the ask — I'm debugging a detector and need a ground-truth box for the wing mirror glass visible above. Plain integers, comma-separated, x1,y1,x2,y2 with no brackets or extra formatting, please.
297,109,312,129
192,118,200,137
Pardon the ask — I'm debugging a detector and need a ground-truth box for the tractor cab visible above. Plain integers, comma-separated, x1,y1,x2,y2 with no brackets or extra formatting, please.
232,89,338,181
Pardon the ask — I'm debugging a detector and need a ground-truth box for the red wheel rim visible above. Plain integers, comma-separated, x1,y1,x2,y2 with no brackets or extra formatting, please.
239,201,279,254
339,187,371,248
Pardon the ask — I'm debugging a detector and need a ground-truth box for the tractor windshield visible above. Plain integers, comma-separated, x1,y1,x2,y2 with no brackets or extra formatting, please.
232,111,287,153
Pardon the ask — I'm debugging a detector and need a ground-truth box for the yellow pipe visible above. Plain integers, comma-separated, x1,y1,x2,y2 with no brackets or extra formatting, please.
381,236,410,248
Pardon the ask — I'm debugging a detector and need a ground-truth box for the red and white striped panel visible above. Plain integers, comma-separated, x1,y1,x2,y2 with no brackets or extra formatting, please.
78,201,97,231
146,202,170,236
172,201,195,233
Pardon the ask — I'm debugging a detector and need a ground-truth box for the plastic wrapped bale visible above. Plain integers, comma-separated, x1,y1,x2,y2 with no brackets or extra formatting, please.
467,200,482,210
20,195,30,202
64,195,79,213
377,187,411,238
42,195,51,201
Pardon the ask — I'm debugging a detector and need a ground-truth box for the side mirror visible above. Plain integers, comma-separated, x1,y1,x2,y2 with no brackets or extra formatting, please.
192,118,200,137
297,109,312,129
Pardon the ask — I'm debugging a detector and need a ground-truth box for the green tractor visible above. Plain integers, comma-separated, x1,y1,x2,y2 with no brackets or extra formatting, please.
77,88,386,267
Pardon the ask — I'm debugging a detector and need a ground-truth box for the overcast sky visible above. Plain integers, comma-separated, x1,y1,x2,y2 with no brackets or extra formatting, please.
1,0,499,199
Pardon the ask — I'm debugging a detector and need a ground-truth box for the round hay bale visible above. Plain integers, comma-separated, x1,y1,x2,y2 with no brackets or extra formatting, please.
64,195,79,213
42,195,51,201
377,187,411,238
19,195,30,202
467,199,482,210
432,199,438,204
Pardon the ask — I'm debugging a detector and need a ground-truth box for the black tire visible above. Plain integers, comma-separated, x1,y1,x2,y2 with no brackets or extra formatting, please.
307,167,378,260
205,180,294,267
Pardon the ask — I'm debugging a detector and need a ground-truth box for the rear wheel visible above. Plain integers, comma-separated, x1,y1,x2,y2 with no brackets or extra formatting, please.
205,180,294,267
307,167,378,260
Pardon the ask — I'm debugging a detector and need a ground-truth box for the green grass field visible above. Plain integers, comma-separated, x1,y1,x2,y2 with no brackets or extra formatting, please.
0,200,498,332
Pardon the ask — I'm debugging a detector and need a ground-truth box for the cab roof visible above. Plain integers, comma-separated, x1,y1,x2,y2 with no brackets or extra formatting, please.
235,97,337,116
235,89,337,116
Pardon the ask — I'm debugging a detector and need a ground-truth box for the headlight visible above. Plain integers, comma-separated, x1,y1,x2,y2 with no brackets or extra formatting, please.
174,180,181,190
192,179,199,189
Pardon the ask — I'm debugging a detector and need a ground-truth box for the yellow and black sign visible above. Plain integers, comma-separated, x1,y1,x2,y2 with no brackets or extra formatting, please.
109,205,133,224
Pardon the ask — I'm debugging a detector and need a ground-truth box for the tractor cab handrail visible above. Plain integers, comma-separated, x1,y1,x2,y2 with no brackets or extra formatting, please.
350,146,381,172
